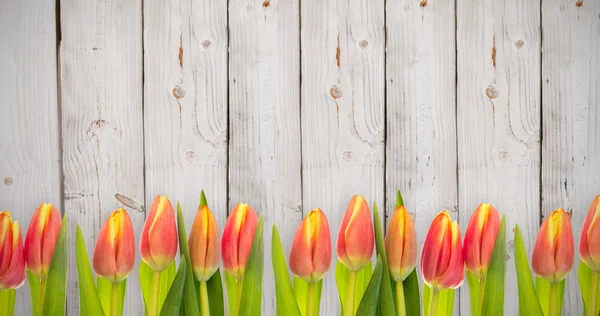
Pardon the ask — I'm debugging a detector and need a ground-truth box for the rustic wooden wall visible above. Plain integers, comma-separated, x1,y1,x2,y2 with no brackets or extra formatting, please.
0,0,598,315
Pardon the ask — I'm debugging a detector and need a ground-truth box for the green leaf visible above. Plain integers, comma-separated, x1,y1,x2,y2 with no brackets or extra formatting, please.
239,214,264,316
206,269,225,316
42,214,68,316
402,269,420,316
536,277,565,316
75,225,105,316
423,285,454,316
335,260,373,316
224,271,237,316
513,224,543,316
356,256,384,316
200,190,208,208
271,225,301,316
27,269,40,315
140,261,177,316
293,277,322,316
465,270,480,316
97,277,126,316
176,202,201,316
396,190,404,207
372,202,396,316
0,289,16,316
481,215,507,316
160,258,187,316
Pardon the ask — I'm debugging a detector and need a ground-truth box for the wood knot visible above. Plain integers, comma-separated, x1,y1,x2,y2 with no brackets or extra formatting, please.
185,151,198,163
330,86,342,99
498,151,512,163
4,177,12,185
202,40,212,49
262,0,270,7
359,40,369,49
515,40,524,49
486,85,498,99
342,151,354,162
173,85,185,99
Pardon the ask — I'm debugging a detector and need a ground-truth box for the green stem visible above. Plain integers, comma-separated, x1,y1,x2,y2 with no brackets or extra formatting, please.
111,282,120,316
199,281,210,316
428,289,440,316
395,280,406,316
150,271,160,316
345,271,357,316
477,276,486,316
38,278,47,316
548,282,560,316
234,278,243,316
588,271,599,316
306,282,318,316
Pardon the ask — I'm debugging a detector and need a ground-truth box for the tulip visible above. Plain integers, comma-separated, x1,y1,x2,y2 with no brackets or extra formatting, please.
385,205,417,282
580,195,600,271
289,208,332,283
336,195,374,272
531,208,574,283
188,205,220,282
463,203,501,279
0,211,26,290
93,208,136,283
221,203,258,280
140,195,178,272
24,203,62,280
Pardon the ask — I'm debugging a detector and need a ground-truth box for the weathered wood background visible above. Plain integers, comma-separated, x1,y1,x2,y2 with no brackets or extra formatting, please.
0,0,598,314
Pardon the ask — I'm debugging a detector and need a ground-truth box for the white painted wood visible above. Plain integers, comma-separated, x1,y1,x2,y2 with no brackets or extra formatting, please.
0,0,60,313
301,0,385,313
60,0,145,313
457,0,541,314
228,0,302,313
542,0,599,314
385,0,458,312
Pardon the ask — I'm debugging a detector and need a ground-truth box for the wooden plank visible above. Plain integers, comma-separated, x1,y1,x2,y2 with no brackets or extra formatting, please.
60,0,145,313
456,0,541,314
385,0,457,312
301,0,385,313
143,0,228,236
0,0,60,314
228,0,302,313
542,0,599,314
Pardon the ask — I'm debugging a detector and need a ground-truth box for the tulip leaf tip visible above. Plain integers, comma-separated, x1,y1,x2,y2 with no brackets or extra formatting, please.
396,190,404,207
200,190,208,208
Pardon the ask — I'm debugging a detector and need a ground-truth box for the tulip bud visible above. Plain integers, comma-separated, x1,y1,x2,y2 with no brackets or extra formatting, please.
385,205,417,282
420,211,464,290
580,195,600,271
221,203,258,280
336,195,374,272
0,211,26,289
463,203,501,279
289,208,332,283
140,196,178,272
24,203,62,279
532,208,574,283
93,208,136,283
189,205,220,281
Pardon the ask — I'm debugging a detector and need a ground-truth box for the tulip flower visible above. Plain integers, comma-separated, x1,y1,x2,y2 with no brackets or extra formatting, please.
189,205,220,282
221,203,258,280
336,195,374,272
463,203,501,279
289,208,332,283
0,211,26,290
385,205,417,282
580,195,600,271
93,208,136,283
24,203,62,280
531,208,574,283
140,195,178,272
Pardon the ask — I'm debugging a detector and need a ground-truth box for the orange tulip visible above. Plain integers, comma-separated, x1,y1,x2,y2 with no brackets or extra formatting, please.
463,203,501,279
336,195,374,272
221,203,258,280
420,211,464,290
580,196,600,271
93,208,136,283
385,205,417,282
140,196,178,272
289,208,332,283
189,205,220,281
0,211,26,289
532,208,574,283
24,203,62,279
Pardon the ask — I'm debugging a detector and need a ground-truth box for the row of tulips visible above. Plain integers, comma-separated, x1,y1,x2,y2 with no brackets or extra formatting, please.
0,191,598,316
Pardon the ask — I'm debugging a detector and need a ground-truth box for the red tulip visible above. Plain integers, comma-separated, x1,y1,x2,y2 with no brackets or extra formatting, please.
221,203,258,279
336,195,374,272
532,208,574,283
140,196,178,272
0,211,26,289
189,205,220,281
463,203,501,279
420,211,464,290
385,205,417,282
580,195,600,271
93,208,136,283
289,208,332,283
24,203,62,279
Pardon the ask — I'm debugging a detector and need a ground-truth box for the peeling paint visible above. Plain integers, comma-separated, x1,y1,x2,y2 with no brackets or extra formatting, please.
336,32,341,68
492,30,497,69
420,0,427,7
263,0,270,7
179,32,183,68
576,0,583,7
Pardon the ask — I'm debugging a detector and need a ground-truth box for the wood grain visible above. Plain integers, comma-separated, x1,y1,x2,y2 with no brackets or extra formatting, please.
301,0,385,313
0,0,60,314
542,0,599,314
60,0,145,313
228,0,302,313
457,0,541,314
